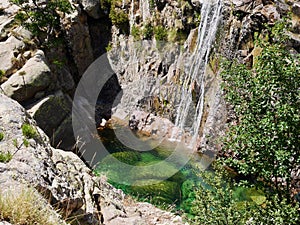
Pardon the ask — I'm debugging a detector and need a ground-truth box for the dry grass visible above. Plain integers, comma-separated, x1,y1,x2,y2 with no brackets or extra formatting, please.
0,186,66,225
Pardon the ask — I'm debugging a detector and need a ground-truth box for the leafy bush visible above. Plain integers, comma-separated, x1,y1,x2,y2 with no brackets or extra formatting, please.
143,22,154,40
0,132,4,141
154,25,168,41
11,0,73,44
22,123,37,139
109,0,129,34
0,152,12,163
188,163,300,224
0,186,65,225
131,25,141,40
221,20,300,199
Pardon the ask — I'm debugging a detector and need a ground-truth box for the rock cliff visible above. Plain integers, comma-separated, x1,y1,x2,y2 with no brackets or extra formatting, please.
0,0,299,224
0,93,186,224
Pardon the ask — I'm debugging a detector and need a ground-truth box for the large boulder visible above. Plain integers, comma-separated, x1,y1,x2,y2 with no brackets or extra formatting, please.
27,91,75,149
1,50,51,102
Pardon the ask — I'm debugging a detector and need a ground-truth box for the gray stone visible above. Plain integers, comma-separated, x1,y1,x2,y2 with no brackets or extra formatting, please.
1,50,51,102
0,221,13,225
0,36,24,75
27,91,72,136
293,2,300,16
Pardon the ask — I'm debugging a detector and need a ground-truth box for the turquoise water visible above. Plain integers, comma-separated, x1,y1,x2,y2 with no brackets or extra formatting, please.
94,124,203,212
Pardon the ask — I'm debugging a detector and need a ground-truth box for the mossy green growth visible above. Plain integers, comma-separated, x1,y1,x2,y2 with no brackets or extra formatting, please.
131,179,180,205
154,25,168,41
0,132,4,141
111,151,141,165
0,152,12,163
23,138,29,147
131,161,178,180
131,25,141,40
21,123,37,139
143,22,154,40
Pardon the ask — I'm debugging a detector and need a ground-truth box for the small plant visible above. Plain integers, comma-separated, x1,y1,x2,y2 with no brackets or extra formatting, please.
105,42,113,52
0,186,65,225
12,139,18,147
143,22,154,40
0,152,12,163
0,132,4,141
154,25,168,41
23,138,29,147
21,123,37,139
131,25,141,40
109,2,129,34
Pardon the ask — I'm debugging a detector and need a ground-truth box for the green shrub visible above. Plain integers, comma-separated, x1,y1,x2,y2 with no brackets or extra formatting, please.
131,25,141,40
143,22,154,40
109,4,129,33
21,123,37,139
188,163,300,224
221,20,300,199
23,138,29,147
0,152,12,163
154,25,168,41
0,132,4,141
11,0,73,43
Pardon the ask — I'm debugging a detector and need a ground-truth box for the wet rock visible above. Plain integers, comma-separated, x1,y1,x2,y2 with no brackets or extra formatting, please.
1,50,51,102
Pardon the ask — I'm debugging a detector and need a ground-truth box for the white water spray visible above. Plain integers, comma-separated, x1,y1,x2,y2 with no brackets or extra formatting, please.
173,0,222,147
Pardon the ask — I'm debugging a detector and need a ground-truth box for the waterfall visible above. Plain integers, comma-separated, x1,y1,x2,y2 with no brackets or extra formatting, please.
173,0,222,147
130,0,135,28
140,0,151,23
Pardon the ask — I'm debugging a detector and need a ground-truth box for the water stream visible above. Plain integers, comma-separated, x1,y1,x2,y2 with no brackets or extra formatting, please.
174,0,222,147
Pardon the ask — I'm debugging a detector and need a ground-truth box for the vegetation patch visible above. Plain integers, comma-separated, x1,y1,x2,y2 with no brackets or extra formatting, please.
0,152,12,163
0,132,4,141
0,186,64,225
21,123,37,139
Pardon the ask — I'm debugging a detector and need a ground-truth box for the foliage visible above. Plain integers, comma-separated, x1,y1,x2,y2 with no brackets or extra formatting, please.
0,152,12,163
109,1,129,33
22,123,37,139
221,20,300,198
23,138,29,147
189,165,253,224
189,163,300,224
154,25,167,41
131,25,141,40
0,132,4,141
0,70,4,79
11,0,72,43
143,22,154,40
0,186,65,225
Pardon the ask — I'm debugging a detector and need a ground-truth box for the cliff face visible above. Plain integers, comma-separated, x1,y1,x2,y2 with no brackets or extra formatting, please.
1,0,299,151
0,0,299,224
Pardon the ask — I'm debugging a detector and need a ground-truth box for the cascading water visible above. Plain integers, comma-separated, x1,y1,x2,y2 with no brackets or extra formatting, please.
173,0,222,147
139,0,151,23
